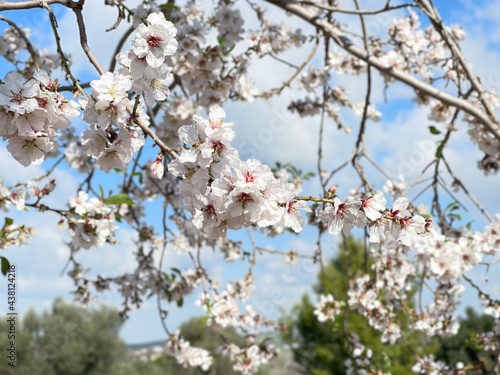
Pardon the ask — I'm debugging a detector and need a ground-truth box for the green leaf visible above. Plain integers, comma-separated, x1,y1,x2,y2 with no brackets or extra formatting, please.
217,36,226,46
444,202,458,212
429,125,441,135
106,193,135,206
4,217,13,226
466,220,474,231
177,297,183,307
160,3,180,11
435,141,445,160
114,212,122,223
1,256,10,276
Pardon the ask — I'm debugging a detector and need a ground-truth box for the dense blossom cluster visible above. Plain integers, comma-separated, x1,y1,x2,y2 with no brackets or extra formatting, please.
168,105,311,238
1,1,500,374
311,214,500,348
318,194,441,247
66,191,117,250
165,330,213,371
0,71,79,166
313,293,342,323
78,12,179,173
219,339,278,375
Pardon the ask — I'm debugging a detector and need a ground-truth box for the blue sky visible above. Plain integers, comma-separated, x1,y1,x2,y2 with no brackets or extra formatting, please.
0,0,499,345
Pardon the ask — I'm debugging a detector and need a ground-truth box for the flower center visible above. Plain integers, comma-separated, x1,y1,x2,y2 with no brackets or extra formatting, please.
37,97,48,109
205,204,216,217
238,192,254,208
243,171,255,183
11,92,23,104
147,35,162,50
22,139,37,155
212,141,224,154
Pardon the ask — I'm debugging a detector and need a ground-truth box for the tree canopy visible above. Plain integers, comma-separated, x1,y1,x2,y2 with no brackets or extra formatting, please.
1,0,500,373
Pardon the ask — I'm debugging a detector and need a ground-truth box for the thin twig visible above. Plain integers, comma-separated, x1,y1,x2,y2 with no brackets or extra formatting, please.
109,25,134,72
292,0,417,15
440,156,493,223
264,0,500,141
259,34,320,98
0,15,40,70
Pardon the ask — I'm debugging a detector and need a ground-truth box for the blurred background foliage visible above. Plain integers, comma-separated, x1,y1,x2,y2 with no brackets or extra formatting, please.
0,237,496,374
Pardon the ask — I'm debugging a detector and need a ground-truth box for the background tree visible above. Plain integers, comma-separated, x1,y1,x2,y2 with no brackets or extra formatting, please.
1,0,500,373
435,308,497,374
131,316,248,375
0,299,130,375
282,237,438,374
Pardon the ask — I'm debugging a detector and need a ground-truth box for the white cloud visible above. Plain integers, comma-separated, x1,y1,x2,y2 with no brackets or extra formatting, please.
0,148,44,182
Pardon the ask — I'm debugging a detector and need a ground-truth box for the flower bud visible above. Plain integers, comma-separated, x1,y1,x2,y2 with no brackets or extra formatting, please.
327,185,337,199
149,152,164,179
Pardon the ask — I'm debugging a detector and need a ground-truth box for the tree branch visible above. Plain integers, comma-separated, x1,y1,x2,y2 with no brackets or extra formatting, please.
290,0,417,15
264,0,500,142
0,0,68,11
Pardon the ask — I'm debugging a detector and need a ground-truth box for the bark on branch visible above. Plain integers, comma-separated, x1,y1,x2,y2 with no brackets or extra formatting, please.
264,0,500,141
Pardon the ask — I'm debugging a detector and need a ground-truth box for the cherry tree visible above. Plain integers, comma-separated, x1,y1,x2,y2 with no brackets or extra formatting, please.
1,0,500,373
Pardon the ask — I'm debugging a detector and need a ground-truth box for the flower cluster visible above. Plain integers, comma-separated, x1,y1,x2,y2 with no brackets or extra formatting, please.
165,330,213,371
313,294,342,323
411,355,460,374
247,18,306,56
196,277,268,333
78,12,178,173
343,336,384,375
116,12,177,106
168,105,310,238
0,70,79,166
67,191,117,250
319,194,441,248
219,339,278,375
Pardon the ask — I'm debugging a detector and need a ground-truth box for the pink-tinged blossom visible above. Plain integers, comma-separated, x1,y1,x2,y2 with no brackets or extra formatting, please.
318,197,362,235
225,185,263,223
233,159,274,190
389,197,426,247
70,191,89,216
10,186,29,210
190,193,229,238
369,218,389,243
165,330,213,371
314,294,342,323
131,12,178,68
149,157,164,180
0,71,39,115
361,193,386,221
274,184,311,232
6,136,54,166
